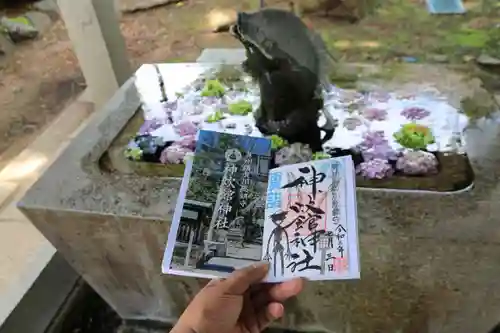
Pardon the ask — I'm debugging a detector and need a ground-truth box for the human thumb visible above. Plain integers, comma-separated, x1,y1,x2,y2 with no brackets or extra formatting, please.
222,262,269,294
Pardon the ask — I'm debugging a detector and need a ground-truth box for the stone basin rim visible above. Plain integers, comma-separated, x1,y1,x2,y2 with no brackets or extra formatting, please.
17,63,500,222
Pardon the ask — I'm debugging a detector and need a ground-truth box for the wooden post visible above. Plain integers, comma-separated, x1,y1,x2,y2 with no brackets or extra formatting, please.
56,0,132,108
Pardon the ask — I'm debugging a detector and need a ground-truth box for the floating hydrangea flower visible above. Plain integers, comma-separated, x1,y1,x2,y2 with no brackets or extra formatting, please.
138,119,163,135
174,121,198,137
164,100,178,111
393,123,434,150
124,142,143,161
135,135,165,155
270,135,288,150
343,117,362,131
356,159,394,179
201,96,219,106
368,91,390,103
363,108,388,121
174,135,196,150
313,152,331,160
358,130,388,150
162,101,178,122
400,107,430,120
396,150,438,176
201,79,225,98
206,110,226,123
228,100,252,115
160,144,191,164
362,143,398,161
275,143,312,166
400,94,416,100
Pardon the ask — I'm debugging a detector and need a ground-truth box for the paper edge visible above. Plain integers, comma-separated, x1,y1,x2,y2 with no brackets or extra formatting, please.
161,159,194,274
344,155,361,279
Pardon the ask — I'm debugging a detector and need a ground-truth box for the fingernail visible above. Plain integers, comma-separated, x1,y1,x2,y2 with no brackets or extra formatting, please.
257,261,270,270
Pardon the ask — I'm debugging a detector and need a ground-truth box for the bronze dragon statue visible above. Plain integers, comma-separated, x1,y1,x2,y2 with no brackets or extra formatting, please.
214,8,338,152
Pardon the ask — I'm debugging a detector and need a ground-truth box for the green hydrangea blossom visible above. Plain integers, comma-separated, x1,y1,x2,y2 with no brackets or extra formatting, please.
201,79,225,98
228,100,253,116
312,152,331,160
206,110,226,123
393,123,435,150
270,135,288,150
124,147,143,161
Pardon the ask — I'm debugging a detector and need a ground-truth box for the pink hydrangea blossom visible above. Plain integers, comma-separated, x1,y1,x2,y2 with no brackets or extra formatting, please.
356,159,394,179
160,144,191,164
396,150,438,175
174,135,196,150
174,121,198,137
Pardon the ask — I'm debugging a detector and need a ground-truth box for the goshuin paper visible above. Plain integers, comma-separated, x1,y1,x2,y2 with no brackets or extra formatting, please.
162,130,272,279
262,156,360,282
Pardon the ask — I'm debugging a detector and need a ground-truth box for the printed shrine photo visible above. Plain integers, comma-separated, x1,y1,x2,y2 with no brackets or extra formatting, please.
168,131,272,277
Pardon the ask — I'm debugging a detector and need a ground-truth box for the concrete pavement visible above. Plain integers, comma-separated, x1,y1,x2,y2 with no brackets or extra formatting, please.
0,91,94,329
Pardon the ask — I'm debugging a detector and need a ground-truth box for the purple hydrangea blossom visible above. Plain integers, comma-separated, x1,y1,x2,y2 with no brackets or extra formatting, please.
164,100,178,111
160,144,192,164
400,107,430,120
138,119,163,135
163,101,178,121
362,143,399,161
174,121,198,137
343,117,362,131
368,91,390,103
396,150,438,175
356,159,394,179
363,108,388,121
201,96,219,105
358,130,388,150
127,140,140,150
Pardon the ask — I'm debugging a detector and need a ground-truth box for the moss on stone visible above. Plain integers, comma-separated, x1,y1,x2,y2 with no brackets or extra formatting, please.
460,96,497,120
328,65,360,89
213,64,245,85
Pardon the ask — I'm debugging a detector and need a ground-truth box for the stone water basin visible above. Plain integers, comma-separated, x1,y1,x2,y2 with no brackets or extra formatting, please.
18,59,500,332
103,63,478,193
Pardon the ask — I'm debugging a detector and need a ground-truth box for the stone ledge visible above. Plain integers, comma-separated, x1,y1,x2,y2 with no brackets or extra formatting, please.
196,48,246,64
